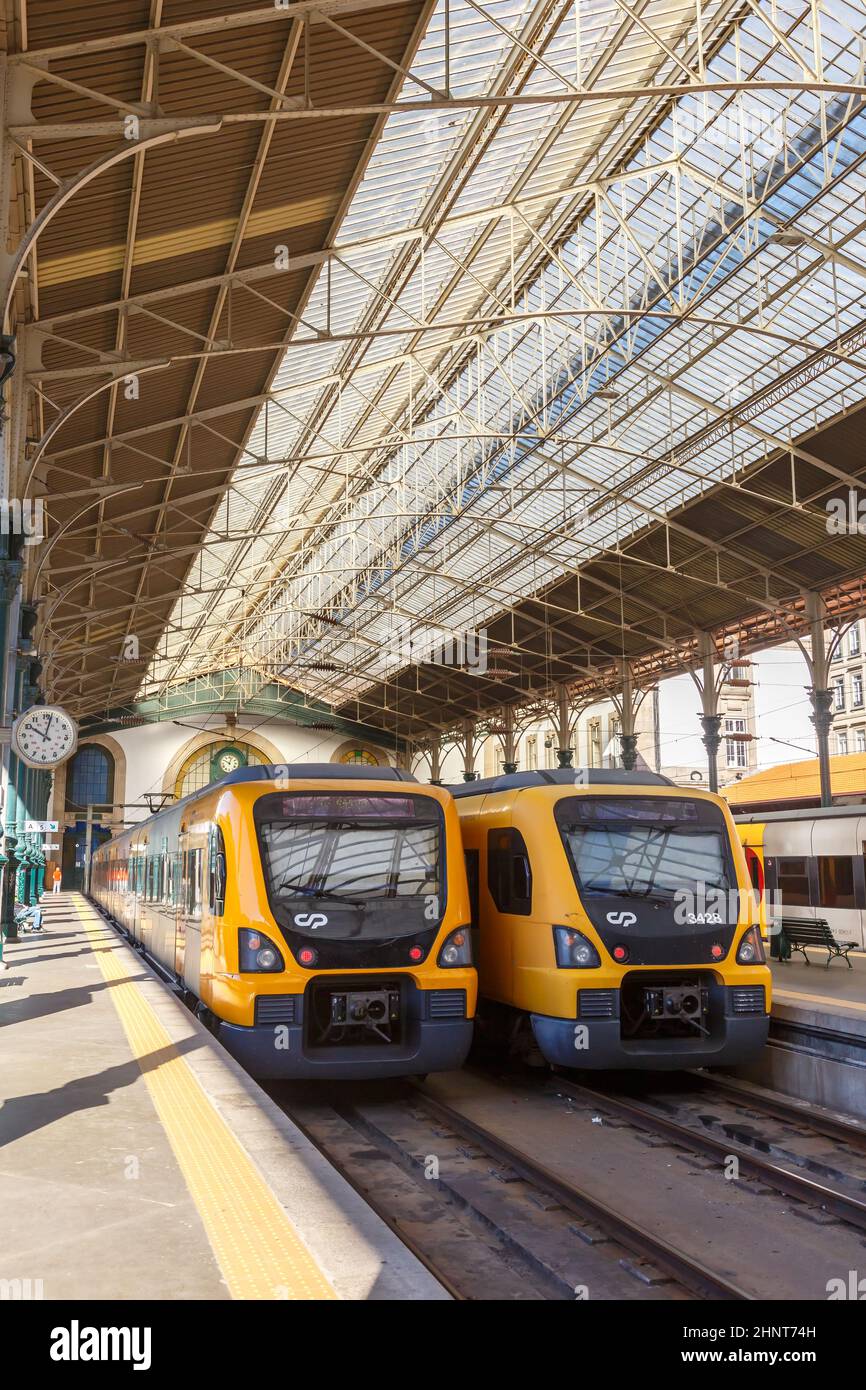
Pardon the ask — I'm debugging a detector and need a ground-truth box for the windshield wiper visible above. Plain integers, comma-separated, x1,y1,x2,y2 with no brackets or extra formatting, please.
276,879,369,907
275,878,318,896
310,889,369,908
580,883,676,903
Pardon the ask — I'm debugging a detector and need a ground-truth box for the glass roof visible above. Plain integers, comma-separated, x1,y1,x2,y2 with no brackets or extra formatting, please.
144,0,866,729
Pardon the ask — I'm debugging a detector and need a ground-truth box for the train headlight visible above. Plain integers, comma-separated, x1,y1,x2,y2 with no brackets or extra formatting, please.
553,926,601,969
437,928,472,967
736,925,766,965
238,928,284,973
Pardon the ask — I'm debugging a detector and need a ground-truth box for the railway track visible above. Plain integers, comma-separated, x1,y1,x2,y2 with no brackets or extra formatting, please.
276,1081,751,1301
277,1095,469,1302
273,1063,866,1300
687,1072,866,1150
413,1088,752,1300
553,1075,866,1234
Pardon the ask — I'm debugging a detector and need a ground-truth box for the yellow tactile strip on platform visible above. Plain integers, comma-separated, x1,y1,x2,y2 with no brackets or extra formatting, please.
774,987,866,1015
75,900,336,1301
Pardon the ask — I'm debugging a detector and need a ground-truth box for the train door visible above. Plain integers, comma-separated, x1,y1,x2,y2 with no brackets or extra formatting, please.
812,816,864,950
457,804,486,987
149,837,172,972
482,822,531,1003
181,835,205,993
139,838,152,955
175,827,188,979
764,818,816,929
128,839,145,943
201,824,226,985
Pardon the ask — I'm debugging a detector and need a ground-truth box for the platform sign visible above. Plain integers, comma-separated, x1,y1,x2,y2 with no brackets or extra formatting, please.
25,820,59,834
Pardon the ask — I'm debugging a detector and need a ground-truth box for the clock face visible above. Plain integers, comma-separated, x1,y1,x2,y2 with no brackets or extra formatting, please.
218,751,241,773
13,705,79,769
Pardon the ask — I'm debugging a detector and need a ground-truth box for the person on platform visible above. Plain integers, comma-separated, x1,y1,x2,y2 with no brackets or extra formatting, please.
15,898,43,933
52,865,62,894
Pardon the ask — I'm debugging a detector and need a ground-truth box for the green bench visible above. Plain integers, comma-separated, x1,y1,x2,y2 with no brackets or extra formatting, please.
773,917,858,968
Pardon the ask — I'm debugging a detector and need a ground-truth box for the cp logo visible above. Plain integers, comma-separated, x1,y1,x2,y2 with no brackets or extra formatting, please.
293,912,328,930
605,910,637,927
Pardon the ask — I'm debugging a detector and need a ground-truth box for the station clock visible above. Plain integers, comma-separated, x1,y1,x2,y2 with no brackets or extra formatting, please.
12,704,79,769
211,744,248,779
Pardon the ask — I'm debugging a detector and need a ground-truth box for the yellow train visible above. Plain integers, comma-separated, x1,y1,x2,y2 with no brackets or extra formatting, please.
91,765,476,1079
451,769,770,1069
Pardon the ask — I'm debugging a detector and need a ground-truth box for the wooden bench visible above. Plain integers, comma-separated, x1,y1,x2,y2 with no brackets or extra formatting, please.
774,917,858,968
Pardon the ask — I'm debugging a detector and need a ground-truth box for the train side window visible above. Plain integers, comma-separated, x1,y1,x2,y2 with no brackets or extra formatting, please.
487,829,532,915
464,849,479,928
818,856,856,910
776,856,811,908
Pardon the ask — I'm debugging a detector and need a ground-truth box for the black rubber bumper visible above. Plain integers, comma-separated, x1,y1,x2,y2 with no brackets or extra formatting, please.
530,1011,769,1070
218,1017,474,1080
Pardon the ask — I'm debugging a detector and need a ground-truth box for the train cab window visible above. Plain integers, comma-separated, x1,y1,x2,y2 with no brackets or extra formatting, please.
776,857,811,907
818,856,856,910
465,849,480,928
487,828,532,915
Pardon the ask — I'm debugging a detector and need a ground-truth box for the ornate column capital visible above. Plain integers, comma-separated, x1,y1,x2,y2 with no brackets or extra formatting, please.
619,733,638,771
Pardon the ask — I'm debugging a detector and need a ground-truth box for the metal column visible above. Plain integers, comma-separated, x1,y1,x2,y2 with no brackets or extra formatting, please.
806,592,833,809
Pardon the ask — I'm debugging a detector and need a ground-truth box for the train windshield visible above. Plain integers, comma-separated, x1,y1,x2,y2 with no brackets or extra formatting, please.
554,796,732,902
255,792,443,938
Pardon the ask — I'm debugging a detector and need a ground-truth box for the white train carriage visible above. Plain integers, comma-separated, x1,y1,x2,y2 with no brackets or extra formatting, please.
736,806,866,952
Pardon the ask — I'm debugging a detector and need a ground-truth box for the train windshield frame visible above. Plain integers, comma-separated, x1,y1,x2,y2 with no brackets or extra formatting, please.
554,795,735,903
254,791,445,940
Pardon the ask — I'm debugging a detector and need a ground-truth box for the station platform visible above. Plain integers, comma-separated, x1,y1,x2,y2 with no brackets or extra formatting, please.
0,894,447,1302
733,950,866,1120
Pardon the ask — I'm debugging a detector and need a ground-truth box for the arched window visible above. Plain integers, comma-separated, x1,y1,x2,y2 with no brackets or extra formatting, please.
66,745,115,813
175,742,265,800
